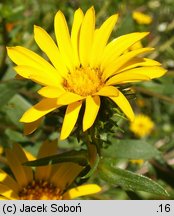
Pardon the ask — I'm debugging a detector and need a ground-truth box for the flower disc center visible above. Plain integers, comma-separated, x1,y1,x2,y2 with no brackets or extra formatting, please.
63,67,104,96
18,180,62,200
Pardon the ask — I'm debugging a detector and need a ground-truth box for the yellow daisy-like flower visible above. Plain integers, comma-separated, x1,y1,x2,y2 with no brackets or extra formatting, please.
130,114,154,137
0,141,101,200
7,7,166,140
132,11,152,25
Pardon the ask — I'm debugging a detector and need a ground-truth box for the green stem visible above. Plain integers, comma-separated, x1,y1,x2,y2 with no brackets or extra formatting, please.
85,130,99,166
134,86,174,104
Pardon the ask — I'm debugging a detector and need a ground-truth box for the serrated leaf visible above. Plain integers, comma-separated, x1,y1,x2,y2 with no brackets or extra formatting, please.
24,150,88,167
102,138,161,160
99,161,168,196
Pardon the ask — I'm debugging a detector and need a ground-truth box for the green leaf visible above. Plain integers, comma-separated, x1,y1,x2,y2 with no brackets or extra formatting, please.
24,150,88,167
2,94,31,129
5,128,29,142
102,138,161,160
99,161,168,197
141,81,174,96
0,81,22,107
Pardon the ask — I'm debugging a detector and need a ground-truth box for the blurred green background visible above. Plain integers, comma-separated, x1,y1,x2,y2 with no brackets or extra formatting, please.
1,0,174,200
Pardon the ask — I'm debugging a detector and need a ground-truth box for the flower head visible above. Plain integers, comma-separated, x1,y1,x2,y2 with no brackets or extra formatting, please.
7,7,166,140
0,141,101,200
132,11,152,25
130,114,154,137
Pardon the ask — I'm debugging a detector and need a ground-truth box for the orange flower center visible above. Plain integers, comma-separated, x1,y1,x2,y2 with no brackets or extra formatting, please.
63,67,104,96
18,180,62,200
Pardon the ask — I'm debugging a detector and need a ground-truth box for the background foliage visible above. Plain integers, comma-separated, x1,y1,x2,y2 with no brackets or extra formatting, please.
1,0,174,200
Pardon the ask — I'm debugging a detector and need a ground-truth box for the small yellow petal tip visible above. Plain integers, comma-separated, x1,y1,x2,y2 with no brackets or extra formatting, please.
6,46,14,52
55,10,63,17
142,32,150,36
87,6,95,14
33,25,40,31
90,184,102,193
19,116,24,123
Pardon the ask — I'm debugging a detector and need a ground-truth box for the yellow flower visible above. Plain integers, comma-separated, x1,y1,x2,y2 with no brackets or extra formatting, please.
132,11,152,25
0,141,101,200
7,7,166,140
130,114,154,137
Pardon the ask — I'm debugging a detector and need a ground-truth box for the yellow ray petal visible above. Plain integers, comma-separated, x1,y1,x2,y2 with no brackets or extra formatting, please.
71,8,84,66
35,140,58,180
50,162,83,190
132,11,152,25
0,196,10,200
24,117,43,135
110,91,134,121
118,58,161,72
90,14,119,67
37,140,58,159
5,147,31,187
83,96,100,131
7,46,62,78
38,86,65,98
95,86,119,97
100,32,149,69
60,101,82,140
0,183,18,200
14,65,62,87
79,7,95,67
106,73,150,85
102,47,154,80
54,10,74,70
63,184,101,199
20,98,60,123
57,92,84,105
119,66,167,79
12,144,33,182
34,25,68,77
24,150,36,161
0,169,20,193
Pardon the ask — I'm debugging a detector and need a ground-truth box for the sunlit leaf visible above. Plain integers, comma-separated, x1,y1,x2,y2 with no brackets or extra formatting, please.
99,160,168,196
2,94,31,129
5,128,29,142
0,81,22,106
102,138,161,160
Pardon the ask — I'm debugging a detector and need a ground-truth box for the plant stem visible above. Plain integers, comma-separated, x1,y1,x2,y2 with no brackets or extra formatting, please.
134,86,174,104
85,130,98,167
